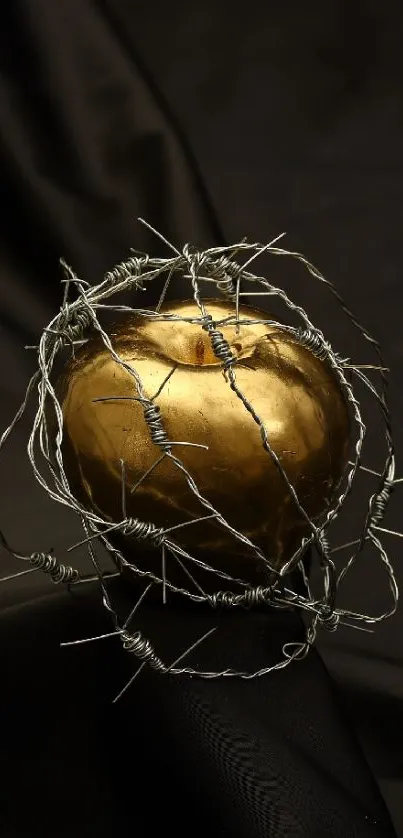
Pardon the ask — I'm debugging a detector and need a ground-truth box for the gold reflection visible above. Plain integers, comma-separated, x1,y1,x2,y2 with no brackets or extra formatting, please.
55,300,350,581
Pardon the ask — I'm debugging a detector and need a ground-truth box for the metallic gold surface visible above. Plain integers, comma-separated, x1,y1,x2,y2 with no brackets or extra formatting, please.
55,300,350,581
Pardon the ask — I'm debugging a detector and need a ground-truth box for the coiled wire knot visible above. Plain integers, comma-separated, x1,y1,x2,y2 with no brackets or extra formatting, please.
183,243,206,271
210,586,273,609
370,478,394,526
207,255,240,297
203,315,236,370
30,552,79,585
63,308,93,343
142,401,171,452
241,586,273,608
317,604,339,632
104,254,149,288
209,590,237,608
120,630,165,672
316,534,331,564
295,328,329,361
121,518,165,547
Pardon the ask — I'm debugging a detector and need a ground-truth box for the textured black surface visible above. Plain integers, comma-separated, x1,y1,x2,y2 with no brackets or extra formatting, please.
0,579,397,837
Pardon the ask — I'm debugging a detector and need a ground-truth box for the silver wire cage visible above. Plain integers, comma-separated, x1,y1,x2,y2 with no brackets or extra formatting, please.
0,220,400,690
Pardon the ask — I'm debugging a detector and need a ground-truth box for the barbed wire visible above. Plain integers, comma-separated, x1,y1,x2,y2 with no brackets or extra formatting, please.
0,220,400,693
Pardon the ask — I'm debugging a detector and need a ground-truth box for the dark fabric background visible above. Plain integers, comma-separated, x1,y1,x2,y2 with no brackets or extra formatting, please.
1,1,403,835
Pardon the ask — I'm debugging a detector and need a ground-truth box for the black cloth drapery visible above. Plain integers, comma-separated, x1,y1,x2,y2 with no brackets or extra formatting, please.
0,578,397,837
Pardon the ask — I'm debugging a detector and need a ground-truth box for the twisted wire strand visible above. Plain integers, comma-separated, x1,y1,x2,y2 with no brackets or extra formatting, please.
104,253,149,287
0,224,399,682
204,253,242,297
120,629,165,672
0,530,78,585
30,552,79,584
120,518,165,544
188,246,367,583
294,329,330,361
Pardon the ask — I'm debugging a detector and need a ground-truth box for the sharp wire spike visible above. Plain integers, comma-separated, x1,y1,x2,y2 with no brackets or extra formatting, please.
166,626,217,673
348,461,385,479
112,663,146,703
238,232,286,274
61,630,120,647
162,512,219,536
331,537,367,554
373,525,403,539
137,218,181,256
343,364,389,371
75,571,120,586
339,621,374,634
166,546,208,598
151,364,178,401
61,583,152,647
156,266,176,312
67,522,121,552
130,453,167,495
166,441,209,449
120,458,127,520
162,545,167,604
92,396,141,404
0,567,38,583
237,291,279,297
0,528,26,560
235,275,241,335
124,582,153,629
60,260,72,307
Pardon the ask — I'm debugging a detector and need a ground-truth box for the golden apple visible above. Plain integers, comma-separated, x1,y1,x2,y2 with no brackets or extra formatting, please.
55,300,350,586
